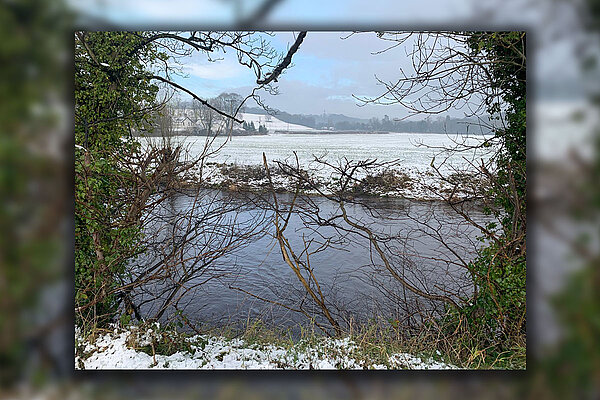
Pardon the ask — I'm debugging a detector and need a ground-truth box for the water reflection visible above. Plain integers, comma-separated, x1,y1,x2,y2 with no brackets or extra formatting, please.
133,189,494,335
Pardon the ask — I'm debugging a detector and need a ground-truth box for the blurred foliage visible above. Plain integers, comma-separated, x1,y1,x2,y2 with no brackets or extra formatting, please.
531,72,600,400
529,0,600,397
0,0,70,388
1,0,599,397
537,261,600,399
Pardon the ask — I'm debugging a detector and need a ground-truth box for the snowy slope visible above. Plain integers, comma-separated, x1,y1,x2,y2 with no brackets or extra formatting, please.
237,113,314,132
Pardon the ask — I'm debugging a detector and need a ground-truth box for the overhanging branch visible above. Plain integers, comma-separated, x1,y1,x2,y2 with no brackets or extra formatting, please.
257,31,307,85
150,75,244,123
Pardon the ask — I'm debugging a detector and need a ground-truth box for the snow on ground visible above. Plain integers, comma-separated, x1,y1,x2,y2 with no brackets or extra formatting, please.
141,132,491,200
181,161,476,201
237,113,314,132
75,324,457,370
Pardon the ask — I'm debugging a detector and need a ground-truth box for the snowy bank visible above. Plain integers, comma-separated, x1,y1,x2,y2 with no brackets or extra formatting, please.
180,161,483,201
75,325,457,370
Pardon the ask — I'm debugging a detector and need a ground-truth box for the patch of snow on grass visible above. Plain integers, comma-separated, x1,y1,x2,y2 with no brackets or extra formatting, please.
76,325,457,370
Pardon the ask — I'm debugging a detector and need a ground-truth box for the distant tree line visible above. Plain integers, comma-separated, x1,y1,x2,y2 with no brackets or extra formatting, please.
333,114,493,134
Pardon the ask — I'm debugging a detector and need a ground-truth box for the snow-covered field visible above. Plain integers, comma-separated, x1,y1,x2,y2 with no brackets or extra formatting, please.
141,132,493,199
152,131,490,172
76,324,457,370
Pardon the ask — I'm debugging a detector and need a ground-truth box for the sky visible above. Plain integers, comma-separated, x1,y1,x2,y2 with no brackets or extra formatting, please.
71,0,475,26
70,0,591,118
170,31,474,120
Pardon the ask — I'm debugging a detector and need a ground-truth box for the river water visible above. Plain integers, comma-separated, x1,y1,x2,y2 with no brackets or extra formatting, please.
134,188,492,335
133,132,495,334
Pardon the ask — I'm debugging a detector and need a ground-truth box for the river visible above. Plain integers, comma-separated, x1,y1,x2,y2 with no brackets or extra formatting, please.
133,188,493,335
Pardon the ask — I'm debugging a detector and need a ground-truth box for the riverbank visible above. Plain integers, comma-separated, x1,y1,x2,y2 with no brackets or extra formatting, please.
75,322,457,370
179,161,483,201
139,132,492,201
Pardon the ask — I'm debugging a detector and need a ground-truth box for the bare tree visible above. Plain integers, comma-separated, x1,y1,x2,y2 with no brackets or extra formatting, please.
75,31,309,330
306,31,526,347
217,148,491,338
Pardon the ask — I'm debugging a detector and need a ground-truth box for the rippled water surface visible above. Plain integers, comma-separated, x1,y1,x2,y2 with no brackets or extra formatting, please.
135,189,493,333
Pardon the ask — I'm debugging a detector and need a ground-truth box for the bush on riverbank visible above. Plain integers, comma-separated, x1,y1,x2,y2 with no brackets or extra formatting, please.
221,164,268,182
351,170,412,196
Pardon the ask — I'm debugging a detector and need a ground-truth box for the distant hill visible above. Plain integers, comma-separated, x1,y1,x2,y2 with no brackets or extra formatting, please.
244,106,370,129
238,113,314,132
245,106,494,135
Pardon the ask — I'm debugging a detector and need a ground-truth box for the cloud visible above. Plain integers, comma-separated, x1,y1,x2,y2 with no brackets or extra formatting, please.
184,61,245,80
337,78,356,87
70,0,232,24
171,32,475,119
326,95,356,102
